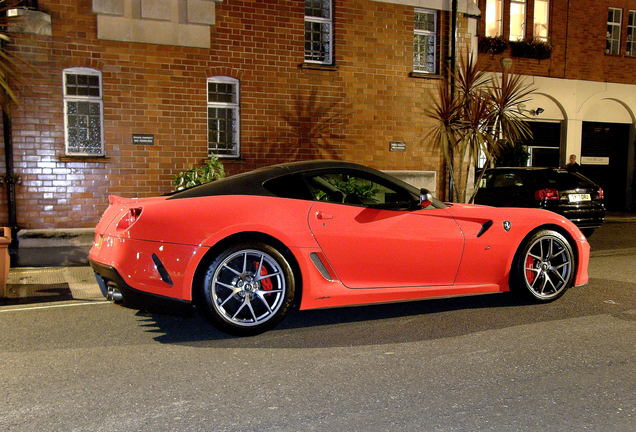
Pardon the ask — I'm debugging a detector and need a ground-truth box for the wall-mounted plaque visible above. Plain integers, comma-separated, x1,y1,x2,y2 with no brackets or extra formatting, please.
132,134,154,145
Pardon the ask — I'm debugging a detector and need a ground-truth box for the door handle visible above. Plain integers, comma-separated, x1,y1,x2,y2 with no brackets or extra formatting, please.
315,211,333,220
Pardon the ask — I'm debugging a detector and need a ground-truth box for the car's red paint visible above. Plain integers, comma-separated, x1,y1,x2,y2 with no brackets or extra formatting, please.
89,192,589,310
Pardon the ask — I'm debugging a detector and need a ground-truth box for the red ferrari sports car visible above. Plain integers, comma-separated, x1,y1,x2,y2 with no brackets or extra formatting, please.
89,160,590,335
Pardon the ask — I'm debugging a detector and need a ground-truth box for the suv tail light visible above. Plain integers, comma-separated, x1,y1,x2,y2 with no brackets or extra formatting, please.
534,188,559,201
116,207,142,231
597,188,604,200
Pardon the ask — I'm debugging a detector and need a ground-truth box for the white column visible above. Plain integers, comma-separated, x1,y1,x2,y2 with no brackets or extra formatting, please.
563,119,582,165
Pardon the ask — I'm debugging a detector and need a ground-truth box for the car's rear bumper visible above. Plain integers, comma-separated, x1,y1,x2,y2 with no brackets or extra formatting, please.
90,259,191,309
543,203,605,229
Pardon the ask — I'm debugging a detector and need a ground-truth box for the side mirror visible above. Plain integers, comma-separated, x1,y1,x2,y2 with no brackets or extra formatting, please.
419,188,433,208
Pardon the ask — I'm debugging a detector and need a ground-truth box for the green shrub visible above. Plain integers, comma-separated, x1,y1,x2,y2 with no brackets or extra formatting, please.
173,156,225,191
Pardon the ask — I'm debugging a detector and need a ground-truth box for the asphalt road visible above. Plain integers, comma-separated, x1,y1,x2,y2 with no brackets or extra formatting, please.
1,223,635,432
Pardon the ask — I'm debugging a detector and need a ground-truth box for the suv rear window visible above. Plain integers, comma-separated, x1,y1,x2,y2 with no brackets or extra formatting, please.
546,171,594,189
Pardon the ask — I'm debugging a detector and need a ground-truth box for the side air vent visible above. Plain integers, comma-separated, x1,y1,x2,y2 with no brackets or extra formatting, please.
310,252,335,282
151,253,174,286
477,220,494,238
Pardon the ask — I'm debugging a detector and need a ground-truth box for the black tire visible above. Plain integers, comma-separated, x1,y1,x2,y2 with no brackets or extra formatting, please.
511,230,575,302
198,241,295,336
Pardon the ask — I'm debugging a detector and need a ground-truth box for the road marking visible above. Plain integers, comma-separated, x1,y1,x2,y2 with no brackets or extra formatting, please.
0,301,110,313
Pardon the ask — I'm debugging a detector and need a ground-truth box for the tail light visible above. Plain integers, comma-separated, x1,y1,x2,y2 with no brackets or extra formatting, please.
535,188,559,201
116,207,142,231
597,188,604,200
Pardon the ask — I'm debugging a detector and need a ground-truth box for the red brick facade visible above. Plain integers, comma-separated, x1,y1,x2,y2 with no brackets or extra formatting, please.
476,0,636,83
1,0,474,229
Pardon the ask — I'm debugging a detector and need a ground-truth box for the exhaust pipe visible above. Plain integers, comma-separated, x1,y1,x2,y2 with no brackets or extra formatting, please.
106,285,124,303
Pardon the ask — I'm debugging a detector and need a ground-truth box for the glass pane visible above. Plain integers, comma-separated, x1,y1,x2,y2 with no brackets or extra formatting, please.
307,173,408,206
414,12,435,32
304,21,331,62
509,2,526,41
208,82,236,103
66,101,102,154
305,0,330,19
485,0,503,37
208,107,237,156
533,0,549,39
65,73,100,98
413,34,436,73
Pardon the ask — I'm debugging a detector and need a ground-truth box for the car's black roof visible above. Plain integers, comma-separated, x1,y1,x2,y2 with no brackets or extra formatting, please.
167,160,418,200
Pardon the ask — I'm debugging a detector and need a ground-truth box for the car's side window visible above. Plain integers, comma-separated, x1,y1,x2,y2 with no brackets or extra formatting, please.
263,174,313,200
486,172,525,188
305,171,413,209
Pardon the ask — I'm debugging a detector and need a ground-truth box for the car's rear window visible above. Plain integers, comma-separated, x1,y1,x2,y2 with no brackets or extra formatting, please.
546,171,594,189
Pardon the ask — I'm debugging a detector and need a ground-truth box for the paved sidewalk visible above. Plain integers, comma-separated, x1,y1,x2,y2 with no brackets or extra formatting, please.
1,266,103,306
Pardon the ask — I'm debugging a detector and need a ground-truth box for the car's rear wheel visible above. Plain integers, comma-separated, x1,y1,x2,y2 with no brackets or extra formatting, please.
200,242,295,336
512,230,575,302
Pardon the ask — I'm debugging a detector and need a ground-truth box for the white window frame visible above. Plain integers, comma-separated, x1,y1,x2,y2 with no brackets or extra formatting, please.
485,0,503,37
533,0,549,41
207,76,240,159
413,9,438,74
509,0,526,41
304,0,333,64
63,67,104,156
606,8,622,55
627,10,636,56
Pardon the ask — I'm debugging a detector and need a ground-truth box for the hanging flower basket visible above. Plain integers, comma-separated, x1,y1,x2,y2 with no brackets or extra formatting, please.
478,36,508,55
509,38,553,60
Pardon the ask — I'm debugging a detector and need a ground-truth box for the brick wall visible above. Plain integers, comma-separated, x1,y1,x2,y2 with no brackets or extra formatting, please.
4,0,469,229
476,0,636,83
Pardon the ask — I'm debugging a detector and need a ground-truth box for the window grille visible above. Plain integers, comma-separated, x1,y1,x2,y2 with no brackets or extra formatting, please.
304,0,332,63
63,68,104,156
207,77,240,158
627,11,636,56
606,8,622,55
413,9,437,74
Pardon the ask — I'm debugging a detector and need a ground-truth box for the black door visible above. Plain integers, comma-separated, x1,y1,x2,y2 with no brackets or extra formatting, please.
581,122,630,211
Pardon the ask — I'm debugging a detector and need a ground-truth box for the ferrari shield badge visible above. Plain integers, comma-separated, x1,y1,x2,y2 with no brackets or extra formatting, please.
503,221,512,232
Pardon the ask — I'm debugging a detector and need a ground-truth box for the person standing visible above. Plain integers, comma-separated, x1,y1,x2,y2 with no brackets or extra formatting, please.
566,154,580,172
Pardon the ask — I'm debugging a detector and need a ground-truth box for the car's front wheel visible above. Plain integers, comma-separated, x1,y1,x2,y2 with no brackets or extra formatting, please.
199,242,295,336
512,230,575,302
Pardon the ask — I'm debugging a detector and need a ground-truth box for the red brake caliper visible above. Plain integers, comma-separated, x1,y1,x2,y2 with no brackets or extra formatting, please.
254,262,273,291
525,255,536,284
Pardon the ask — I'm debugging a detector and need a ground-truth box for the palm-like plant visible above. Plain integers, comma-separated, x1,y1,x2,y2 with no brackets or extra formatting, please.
425,55,535,202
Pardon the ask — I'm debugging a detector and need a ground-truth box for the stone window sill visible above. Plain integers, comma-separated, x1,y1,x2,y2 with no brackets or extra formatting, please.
409,72,444,80
300,63,339,71
58,156,109,163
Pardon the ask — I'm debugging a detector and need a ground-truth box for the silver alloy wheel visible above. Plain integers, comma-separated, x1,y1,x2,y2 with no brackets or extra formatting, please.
522,235,573,300
210,249,286,327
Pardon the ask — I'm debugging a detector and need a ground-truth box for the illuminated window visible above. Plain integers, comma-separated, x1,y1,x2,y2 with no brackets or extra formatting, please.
533,0,549,40
485,0,503,37
413,9,438,74
627,11,636,56
305,0,332,64
63,68,104,156
606,8,622,55
207,77,240,158
509,0,526,41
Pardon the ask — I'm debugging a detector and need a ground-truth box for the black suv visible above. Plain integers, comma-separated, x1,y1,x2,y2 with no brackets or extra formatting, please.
474,167,605,236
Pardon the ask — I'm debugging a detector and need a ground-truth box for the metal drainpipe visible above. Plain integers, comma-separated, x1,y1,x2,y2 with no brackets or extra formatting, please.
2,109,19,264
447,0,458,201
